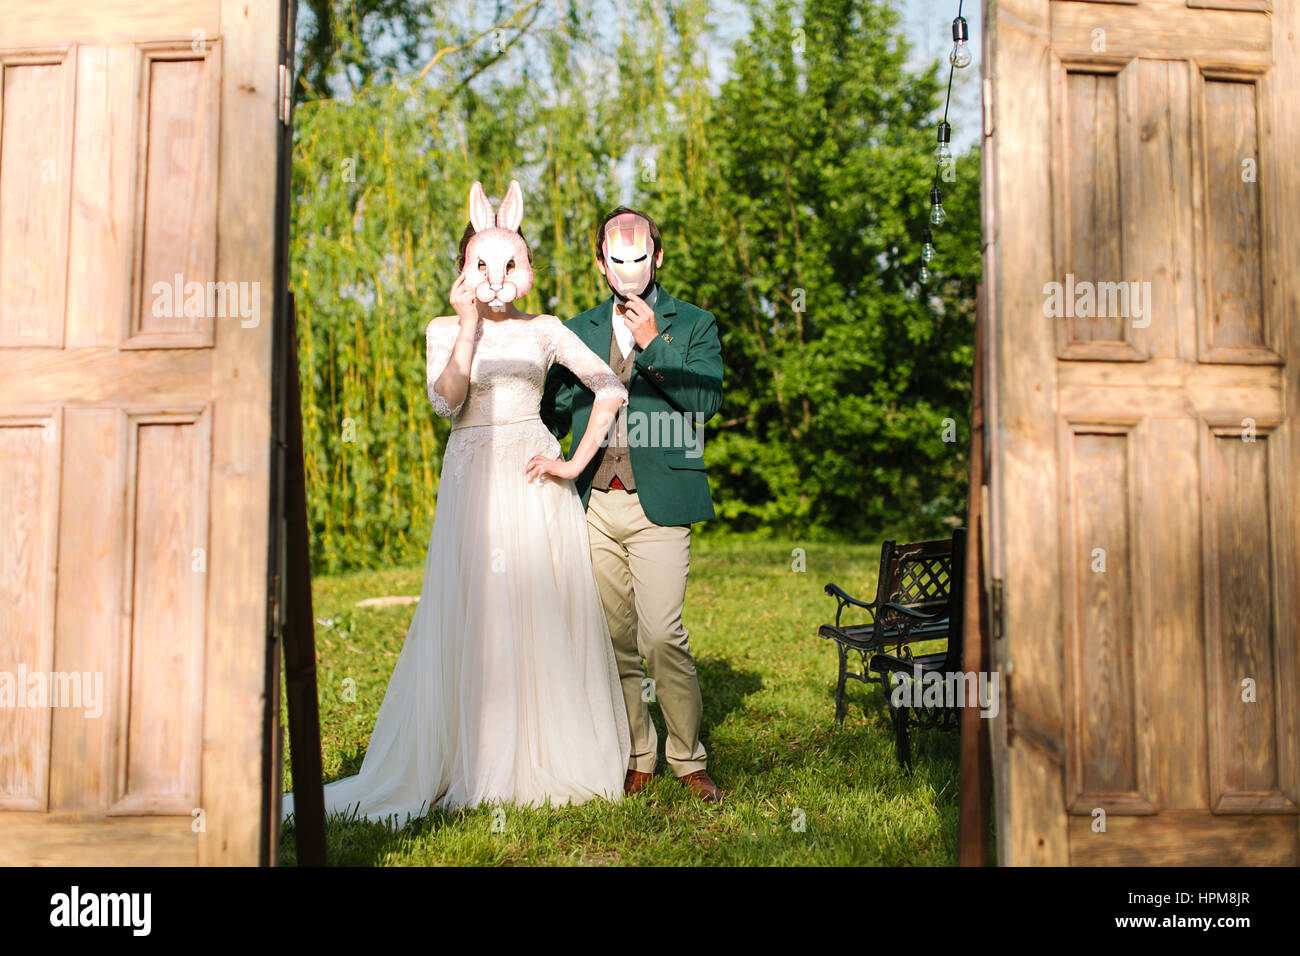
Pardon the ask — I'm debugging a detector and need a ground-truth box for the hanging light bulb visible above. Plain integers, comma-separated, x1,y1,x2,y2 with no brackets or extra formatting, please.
950,16,972,69
922,227,937,263
919,264,932,284
934,121,952,162
929,186,947,225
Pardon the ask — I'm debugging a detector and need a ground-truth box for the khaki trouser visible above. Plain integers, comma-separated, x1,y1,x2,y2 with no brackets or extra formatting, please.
586,488,707,776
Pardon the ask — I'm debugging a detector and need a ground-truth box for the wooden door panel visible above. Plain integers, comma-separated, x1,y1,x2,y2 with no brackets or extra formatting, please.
1193,67,1283,364
110,409,211,815
0,48,75,347
1052,64,1135,356
0,0,284,865
987,0,1300,864
1059,421,1155,815
129,42,220,349
0,413,60,810
1200,421,1298,813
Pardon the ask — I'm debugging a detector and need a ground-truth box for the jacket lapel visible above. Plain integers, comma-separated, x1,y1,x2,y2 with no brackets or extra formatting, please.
580,297,614,382
587,297,613,340
584,286,677,389
653,286,677,340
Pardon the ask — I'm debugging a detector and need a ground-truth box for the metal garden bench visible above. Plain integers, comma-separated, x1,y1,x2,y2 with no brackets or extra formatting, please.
819,528,967,767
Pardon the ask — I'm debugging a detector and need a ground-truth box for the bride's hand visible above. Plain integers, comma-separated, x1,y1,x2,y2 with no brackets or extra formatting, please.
525,454,579,482
450,272,478,325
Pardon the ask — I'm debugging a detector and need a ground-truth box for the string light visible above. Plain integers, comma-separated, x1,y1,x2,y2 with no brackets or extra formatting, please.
929,187,947,225
917,1,966,285
950,15,972,69
934,121,952,162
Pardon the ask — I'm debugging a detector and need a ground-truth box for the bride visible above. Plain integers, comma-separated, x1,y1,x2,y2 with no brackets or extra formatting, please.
284,180,631,826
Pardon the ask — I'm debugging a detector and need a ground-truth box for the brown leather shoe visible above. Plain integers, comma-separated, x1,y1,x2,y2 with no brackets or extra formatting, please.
624,770,654,795
677,770,723,803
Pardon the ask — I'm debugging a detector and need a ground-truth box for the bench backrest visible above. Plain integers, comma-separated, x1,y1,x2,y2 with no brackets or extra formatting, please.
879,528,968,671
883,536,955,619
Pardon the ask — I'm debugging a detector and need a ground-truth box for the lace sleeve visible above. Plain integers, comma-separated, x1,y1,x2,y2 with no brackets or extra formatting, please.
426,321,464,418
546,319,627,405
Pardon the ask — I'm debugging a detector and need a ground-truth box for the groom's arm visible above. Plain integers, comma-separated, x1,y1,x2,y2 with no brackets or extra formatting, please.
632,310,724,423
540,364,575,440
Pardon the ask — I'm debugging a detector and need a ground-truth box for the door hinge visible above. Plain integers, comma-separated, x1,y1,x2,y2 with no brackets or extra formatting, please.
990,577,1004,642
1002,671,1014,745
273,516,287,638
277,63,292,126
269,572,282,638
982,76,994,138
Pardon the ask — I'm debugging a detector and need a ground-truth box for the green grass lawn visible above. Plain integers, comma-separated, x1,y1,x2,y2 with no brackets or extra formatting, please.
278,537,960,866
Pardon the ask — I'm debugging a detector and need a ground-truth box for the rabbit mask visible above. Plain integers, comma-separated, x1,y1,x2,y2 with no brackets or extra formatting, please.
600,212,657,301
462,180,533,311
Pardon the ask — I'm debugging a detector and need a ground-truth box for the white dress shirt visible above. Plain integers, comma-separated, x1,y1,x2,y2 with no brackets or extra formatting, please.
611,285,658,359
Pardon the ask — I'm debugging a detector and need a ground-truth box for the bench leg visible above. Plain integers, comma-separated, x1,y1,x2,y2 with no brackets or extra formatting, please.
892,704,912,771
834,643,849,722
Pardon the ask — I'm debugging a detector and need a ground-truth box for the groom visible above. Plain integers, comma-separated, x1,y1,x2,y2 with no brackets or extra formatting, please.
541,207,725,803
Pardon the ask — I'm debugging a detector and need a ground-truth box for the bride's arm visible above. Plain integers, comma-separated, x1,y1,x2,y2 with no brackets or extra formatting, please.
525,319,627,482
527,393,622,480
429,274,480,416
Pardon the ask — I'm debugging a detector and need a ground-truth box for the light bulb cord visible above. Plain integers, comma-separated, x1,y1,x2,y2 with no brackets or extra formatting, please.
920,0,965,281
934,0,963,189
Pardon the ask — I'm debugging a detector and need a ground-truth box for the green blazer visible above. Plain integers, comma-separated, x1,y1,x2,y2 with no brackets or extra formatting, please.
540,286,723,526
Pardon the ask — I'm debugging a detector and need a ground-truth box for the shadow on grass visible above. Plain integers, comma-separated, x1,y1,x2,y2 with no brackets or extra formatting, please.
644,655,764,778
280,800,499,867
823,671,962,771
335,744,366,779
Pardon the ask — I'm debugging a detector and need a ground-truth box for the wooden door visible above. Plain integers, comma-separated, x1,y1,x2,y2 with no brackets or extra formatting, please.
0,1,289,864
983,0,1300,864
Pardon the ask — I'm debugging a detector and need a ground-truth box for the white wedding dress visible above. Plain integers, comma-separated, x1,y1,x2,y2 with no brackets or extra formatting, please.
283,314,631,827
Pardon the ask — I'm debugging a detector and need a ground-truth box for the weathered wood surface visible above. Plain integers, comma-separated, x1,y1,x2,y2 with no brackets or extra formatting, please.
0,0,287,865
986,0,1299,864
958,286,991,866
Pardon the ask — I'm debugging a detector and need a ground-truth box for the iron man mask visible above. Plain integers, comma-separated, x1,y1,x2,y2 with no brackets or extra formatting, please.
600,213,656,301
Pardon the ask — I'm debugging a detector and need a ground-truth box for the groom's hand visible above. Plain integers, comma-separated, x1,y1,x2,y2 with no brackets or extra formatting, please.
621,294,658,349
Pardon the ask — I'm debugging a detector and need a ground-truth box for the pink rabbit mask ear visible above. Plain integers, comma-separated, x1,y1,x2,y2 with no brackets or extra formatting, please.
467,181,496,232
496,179,524,231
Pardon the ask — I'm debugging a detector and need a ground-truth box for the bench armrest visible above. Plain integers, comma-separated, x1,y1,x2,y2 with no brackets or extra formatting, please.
824,583,879,628
880,602,947,621
876,605,951,654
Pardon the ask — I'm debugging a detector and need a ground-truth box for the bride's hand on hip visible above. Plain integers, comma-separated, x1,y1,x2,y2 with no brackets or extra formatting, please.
525,454,579,482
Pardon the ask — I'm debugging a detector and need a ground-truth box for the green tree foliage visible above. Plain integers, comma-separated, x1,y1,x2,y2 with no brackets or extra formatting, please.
292,0,980,571
640,0,980,537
